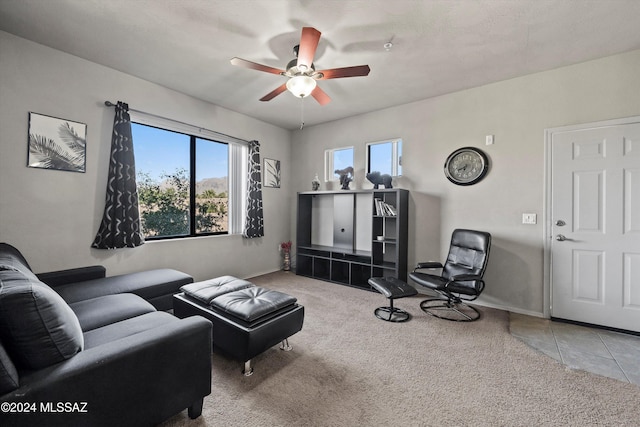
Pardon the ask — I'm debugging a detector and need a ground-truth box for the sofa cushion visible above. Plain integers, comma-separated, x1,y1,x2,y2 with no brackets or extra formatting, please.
69,294,157,332
0,339,19,394
54,269,193,305
0,270,84,370
82,311,177,350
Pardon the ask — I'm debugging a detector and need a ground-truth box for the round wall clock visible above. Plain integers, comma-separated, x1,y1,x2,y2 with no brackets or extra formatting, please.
444,147,489,186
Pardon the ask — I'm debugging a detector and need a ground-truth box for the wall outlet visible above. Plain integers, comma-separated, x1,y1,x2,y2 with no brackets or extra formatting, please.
522,213,537,225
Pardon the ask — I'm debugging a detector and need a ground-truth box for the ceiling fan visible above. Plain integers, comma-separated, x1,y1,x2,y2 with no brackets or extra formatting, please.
230,27,370,105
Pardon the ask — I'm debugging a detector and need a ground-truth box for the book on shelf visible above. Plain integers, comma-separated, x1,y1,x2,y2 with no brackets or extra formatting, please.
386,204,397,216
374,198,397,217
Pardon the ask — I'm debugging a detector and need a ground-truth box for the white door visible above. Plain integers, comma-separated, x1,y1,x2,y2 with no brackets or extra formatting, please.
550,119,640,332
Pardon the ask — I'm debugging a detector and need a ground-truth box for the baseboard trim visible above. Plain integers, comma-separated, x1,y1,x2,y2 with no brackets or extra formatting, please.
413,288,545,318
473,300,545,318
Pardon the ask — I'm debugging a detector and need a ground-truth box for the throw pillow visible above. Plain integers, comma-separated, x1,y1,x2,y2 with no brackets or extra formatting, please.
0,269,84,370
0,242,40,283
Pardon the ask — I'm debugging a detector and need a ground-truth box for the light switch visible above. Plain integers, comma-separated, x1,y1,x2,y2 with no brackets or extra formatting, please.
522,213,537,225
486,135,494,145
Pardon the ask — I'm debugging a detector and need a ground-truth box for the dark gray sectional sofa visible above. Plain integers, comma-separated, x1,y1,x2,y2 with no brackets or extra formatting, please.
0,243,213,427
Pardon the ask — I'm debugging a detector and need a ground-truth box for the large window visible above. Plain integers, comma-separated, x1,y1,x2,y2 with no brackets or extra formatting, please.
132,122,233,239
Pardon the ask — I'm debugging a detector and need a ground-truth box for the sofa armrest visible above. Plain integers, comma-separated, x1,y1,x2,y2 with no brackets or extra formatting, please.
36,266,106,288
0,316,212,427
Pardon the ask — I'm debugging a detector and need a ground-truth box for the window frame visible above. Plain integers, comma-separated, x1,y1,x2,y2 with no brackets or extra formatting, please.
131,119,245,241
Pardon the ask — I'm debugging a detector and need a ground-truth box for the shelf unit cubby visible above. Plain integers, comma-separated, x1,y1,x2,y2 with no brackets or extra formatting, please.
296,189,408,291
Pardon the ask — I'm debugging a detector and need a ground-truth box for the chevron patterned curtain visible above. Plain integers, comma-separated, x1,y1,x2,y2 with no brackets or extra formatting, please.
243,140,264,238
91,102,145,249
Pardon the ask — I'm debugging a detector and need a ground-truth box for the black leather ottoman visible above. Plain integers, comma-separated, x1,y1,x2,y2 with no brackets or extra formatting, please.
173,276,304,375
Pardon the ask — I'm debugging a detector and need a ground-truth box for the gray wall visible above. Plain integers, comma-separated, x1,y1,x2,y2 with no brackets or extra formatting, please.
291,49,640,316
2,28,639,316
0,31,292,281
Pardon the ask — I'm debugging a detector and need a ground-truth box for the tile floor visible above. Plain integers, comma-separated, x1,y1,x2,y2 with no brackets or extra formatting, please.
509,313,640,386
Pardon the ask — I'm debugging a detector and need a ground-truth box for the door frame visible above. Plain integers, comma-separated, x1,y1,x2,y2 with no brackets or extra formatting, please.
543,115,640,319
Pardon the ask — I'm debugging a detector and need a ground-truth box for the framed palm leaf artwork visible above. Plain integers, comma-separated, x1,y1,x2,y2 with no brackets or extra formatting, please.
263,158,281,188
28,112,87,173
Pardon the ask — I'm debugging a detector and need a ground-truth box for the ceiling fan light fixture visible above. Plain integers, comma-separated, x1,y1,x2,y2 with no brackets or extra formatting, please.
231,27,369,105
286,75,317,98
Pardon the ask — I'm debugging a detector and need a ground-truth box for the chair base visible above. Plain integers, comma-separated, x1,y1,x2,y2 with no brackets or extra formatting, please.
368,277,417,323
375,306,412,323
420,298,480,322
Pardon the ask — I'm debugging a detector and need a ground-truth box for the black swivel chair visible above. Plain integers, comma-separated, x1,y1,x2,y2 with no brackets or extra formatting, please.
409,229,491,322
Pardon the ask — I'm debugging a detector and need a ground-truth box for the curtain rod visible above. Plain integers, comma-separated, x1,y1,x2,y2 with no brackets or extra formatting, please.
104,101,250,144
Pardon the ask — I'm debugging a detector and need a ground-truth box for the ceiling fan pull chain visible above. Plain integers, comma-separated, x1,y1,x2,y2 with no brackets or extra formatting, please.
300,97,305,130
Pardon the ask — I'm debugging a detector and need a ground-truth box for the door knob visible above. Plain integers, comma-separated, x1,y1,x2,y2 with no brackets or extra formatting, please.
556,234,567,241
555,220,566,226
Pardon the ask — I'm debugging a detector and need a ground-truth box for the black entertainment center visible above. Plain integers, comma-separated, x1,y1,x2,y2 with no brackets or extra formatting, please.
296,189,408,291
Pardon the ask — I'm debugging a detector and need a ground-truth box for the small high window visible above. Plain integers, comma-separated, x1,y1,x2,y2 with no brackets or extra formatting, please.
324,146,354,182
366,138,402,176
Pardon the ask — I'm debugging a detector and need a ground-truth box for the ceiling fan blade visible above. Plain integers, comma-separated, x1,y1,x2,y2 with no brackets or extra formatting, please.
311,86,331,106
297,27,321,70
230,57,284,75
317,65,370,79
260,83,288,102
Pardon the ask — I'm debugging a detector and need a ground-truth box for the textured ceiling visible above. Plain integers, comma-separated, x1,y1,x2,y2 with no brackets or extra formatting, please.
1,0,640,130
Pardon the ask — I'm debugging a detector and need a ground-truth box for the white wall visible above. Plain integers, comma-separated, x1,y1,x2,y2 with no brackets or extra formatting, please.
0,31,292,281
291,49,640,316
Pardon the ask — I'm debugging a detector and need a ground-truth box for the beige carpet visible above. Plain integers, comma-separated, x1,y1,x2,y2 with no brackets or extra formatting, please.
161,271,640,427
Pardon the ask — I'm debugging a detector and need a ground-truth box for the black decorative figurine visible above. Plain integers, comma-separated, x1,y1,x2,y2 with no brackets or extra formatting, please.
366,171,393,189
335,167,354,190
